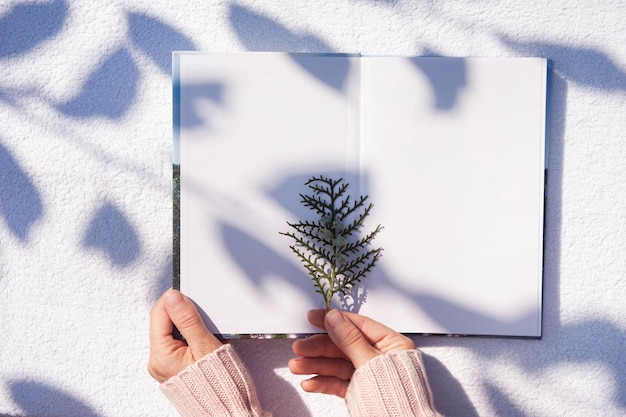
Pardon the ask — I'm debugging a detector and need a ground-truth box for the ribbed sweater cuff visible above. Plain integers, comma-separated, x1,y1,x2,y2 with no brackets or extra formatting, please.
160,344,270,417
345,350,443,417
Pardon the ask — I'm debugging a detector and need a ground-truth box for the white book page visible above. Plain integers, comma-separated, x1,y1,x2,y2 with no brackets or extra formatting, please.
177,53,362,335
175,53,547,337
359,57,546,336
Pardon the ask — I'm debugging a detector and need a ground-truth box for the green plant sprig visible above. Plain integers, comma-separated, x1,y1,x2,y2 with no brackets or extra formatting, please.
280,175,382,311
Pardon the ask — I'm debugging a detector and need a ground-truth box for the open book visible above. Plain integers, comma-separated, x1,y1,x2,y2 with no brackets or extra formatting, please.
174,53,548,337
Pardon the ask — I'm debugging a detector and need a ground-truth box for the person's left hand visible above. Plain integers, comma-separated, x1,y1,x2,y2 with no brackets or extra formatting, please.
148,289,223,383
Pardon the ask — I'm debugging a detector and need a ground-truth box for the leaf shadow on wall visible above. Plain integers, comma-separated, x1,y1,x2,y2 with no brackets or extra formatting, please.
499,35,626,92
128,11,224,133
127,11,198,74
228,4,351,92
82,201,141,268
55,48,139,119
0,142,43,242
8,379,103,417
0,0,68,59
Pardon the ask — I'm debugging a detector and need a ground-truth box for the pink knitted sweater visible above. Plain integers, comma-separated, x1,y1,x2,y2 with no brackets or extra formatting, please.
161,344,443,416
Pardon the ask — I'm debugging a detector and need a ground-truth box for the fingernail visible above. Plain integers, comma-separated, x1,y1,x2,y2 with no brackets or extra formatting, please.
325,309,344,329
166,290,184,308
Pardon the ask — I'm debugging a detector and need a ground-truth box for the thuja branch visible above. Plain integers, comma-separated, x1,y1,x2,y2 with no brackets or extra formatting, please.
280,175,382,311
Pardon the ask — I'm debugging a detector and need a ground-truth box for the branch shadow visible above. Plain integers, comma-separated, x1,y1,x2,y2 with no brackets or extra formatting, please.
0,141,43,242
0,0,68,59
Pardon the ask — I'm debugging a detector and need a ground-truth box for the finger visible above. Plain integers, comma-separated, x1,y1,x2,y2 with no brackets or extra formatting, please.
300,376,349,398
292,334,344,359
288,357,354,381
149,291,175,345
148,291,187,383
339,311,415,352
324,309,380,369
164,289,222,359
306,309,326,330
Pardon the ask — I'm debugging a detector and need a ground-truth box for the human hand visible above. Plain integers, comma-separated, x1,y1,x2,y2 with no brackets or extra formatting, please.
288,309,415,397
148,289,223,383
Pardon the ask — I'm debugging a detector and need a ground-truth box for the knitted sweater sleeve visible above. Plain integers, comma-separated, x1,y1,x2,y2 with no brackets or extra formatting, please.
160,344,271,417
345,349,444,417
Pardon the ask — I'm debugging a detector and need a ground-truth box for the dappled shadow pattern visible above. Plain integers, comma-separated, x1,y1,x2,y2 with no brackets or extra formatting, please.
0,142,43,241
0,0,68,59
82,201,141,267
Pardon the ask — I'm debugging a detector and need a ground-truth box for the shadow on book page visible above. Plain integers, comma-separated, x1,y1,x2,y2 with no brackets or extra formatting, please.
173,52,548,338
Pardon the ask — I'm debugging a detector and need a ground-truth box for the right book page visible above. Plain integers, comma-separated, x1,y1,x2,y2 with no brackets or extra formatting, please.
359,57,547,337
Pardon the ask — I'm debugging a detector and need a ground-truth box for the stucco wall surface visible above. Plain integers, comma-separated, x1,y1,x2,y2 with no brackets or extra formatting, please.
0,1,624,416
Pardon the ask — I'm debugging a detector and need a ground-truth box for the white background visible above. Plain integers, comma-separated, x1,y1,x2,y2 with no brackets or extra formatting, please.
0,1,624,416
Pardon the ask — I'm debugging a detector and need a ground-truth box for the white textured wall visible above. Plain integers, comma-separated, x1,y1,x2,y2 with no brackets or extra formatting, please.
0,1,624,416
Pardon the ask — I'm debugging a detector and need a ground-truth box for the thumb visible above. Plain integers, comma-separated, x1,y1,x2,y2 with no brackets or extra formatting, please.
165,290,222,358
324,309,379,369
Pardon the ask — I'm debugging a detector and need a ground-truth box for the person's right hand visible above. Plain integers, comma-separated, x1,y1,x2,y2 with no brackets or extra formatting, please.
288,309,415,397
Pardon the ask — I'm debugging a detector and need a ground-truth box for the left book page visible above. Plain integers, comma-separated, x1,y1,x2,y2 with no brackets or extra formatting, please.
174,52,362,335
